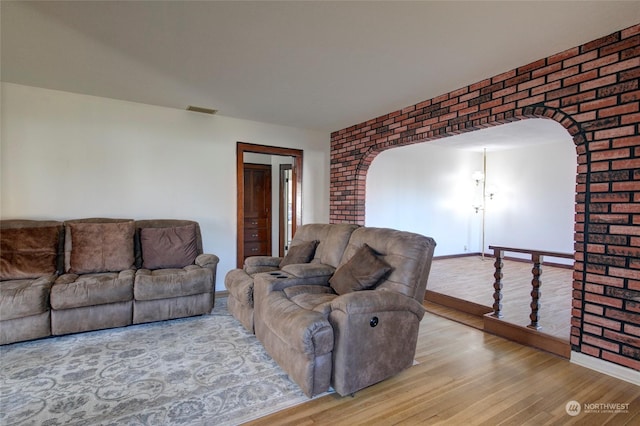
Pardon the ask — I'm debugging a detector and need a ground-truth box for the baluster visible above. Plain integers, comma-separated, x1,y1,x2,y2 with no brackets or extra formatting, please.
492,248,504,318
528,253,543,330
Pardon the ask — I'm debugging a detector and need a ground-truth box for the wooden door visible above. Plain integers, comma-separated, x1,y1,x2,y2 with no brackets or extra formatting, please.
243,163,272,260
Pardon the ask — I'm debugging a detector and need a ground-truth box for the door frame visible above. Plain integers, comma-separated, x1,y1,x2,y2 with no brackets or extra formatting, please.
236,142,303,268
279,163,292,257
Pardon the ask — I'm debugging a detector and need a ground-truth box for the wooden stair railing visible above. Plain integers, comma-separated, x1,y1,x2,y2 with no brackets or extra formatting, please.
488,246,574,330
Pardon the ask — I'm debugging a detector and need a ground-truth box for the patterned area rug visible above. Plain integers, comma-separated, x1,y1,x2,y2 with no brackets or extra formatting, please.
0,298,320,425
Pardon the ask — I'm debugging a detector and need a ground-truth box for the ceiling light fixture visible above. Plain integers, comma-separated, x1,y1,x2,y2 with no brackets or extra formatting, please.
186,105,218,115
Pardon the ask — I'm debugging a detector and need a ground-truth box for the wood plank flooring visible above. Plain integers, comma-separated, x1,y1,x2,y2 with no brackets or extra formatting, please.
426,255,573,340
245,311,640,425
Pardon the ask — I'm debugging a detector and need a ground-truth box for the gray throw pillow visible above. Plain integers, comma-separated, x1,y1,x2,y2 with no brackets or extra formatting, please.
329,243,392,295
279,240,319,268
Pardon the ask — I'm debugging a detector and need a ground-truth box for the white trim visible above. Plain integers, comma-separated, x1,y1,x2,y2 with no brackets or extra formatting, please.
571,351,640,386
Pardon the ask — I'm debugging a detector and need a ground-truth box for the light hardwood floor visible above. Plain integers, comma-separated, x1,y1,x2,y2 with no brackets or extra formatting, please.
245,310,639,425
427,256,573,340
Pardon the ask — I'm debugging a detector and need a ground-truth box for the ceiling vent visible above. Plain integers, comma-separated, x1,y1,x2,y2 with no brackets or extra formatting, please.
186,105,218,115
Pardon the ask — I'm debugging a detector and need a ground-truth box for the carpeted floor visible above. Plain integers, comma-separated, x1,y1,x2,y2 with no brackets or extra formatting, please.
0,298,320,425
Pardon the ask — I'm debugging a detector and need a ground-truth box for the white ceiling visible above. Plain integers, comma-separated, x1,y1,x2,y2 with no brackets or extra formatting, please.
2,1,639,135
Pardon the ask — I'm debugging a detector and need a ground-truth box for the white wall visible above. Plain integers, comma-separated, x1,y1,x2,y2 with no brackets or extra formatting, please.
0,83,330,290
484,142,576,262
366,144,483,256
366,124,576,262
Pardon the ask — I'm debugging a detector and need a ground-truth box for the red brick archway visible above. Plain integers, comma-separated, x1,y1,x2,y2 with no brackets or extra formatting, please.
330,24,639,371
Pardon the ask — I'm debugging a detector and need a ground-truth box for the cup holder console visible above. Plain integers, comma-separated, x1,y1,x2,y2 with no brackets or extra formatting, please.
269,272,287,279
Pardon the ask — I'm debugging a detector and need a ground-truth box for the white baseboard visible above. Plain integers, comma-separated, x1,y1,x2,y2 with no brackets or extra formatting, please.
570,351,640,386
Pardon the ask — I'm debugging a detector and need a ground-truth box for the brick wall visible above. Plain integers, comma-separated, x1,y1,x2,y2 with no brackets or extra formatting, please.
330,24,639,371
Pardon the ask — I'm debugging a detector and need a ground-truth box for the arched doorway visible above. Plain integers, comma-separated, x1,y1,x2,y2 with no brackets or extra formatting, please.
365,118,576,355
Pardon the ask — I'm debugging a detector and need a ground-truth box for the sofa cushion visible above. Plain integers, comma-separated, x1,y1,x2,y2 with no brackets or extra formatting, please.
284,285,338,317
134,266,213,301
329,244,392,295
0,276,55,320
0,225,61,280
140,224,198,269
279,240,319,268
290,223,359,268
68,221,135,274
51,271,135,309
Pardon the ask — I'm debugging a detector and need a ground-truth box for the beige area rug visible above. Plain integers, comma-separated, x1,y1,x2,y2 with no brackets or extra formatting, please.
0,298,325,425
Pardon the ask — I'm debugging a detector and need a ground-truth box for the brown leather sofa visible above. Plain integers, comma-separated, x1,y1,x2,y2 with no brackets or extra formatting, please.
227,224,436,397
0,218,219,344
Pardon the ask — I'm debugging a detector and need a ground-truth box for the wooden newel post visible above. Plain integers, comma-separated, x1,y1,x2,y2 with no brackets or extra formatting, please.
492,247,504,318
528,253,543,330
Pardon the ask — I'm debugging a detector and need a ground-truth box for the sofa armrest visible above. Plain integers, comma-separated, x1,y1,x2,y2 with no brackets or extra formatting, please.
330,289,425,320
281,263,335,280
328,289,425,396
244,256,283,275
245,256,282,267
195,253,220,269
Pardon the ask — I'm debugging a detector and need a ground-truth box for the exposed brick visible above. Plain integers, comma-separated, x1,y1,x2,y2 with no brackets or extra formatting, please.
517,58,546,74
598,80,639,97
591,147,629,161
561,90,597,107
602,33,640,55
602,351,640,370
584,323,603,336
549,47,579,64
532,62,563,78
599,102,640,119
606,308,640,325
625,323,640,337
584,303,604,316
621,346,640,362
601,57,640,76
330,24,640,374
581,75,618,92
595,125,636,140
517,94,545,108
579,96,618,113
612,158,640,170
627,300,640,313
582,334,620,352
581,344,600,357
585,293,624,309
582,32,621,53
585,117,620,133
620,67,640,83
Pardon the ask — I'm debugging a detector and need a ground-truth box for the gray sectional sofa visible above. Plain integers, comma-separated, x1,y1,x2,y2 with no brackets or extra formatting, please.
0,218,219,345
225,223,436,397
